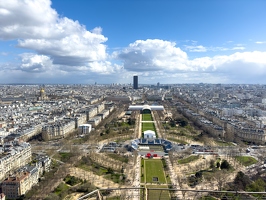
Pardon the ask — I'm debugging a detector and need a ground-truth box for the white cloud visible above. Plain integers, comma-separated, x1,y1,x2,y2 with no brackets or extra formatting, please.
116,39,189,72
114,39,266,84
232,46,245,50
0,0,109,68
5,53,123,85
189,51,266,74
255,41,266,44
19,53,53,73
183,44,245,52
0,0,265,84
184,45,207,52
0,0,57,40
89,61,123,74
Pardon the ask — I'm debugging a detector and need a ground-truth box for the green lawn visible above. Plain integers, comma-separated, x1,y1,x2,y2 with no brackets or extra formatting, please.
235,156,258,166
144,159,167,184
54,182,69,195
142,113,153,121
64,175,82,186
215,140,235,146
58,152,73,162
178,155,200,164
146,185,170,200
142,122,156,132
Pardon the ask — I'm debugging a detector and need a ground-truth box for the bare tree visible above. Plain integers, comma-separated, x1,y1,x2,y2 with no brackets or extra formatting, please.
168,150,174,166
213,170,229,191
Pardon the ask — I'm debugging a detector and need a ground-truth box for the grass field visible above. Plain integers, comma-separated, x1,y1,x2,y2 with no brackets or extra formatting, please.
142,122,156,132
235,156,258,166
215,140,235,146
146,185,170,200
178,155,200,164
142,113,153,121
143,159,167,183
54,182,69,195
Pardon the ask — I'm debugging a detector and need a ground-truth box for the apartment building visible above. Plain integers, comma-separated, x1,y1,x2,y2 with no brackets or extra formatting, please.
88,116,102,127
1,154,51,199
42,120,76,141
78,124,92,134
18,124,42,141
97,102,105,113
87,107,98,120
74,113,87,128
2,172,30,199
0,141,31,181
105,96,131,102
97,109,110,120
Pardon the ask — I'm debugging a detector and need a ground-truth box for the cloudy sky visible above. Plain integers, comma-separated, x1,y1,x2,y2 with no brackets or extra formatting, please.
0,0,266,84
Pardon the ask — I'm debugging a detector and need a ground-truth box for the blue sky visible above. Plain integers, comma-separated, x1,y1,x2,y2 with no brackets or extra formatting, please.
0,0,266,84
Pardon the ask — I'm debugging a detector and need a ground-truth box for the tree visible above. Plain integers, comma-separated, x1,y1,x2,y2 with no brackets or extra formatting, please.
233,171,251,190
107,167,114,174
174,117,188,127
195,171,203,179
127,118,135,125
169,120,176,127
216,162,220,169
247,178,266,198
220,160,230,170
213,170,229,191
179,118,188,127
168,150,174,166
210,160,215,169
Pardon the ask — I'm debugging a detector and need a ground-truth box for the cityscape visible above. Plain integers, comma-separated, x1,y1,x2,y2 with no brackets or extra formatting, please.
1,0,266,199
0,81,266,199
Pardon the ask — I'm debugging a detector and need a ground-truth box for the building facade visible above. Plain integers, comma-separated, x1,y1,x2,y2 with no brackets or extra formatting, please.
78,124,92,134
133,76,138,89
0,141,31,181
42,120,76,141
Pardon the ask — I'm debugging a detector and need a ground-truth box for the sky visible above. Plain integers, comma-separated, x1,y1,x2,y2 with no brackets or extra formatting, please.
0,0,266,85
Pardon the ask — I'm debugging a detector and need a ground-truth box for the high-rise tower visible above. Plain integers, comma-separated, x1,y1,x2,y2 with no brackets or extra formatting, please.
133,75,138,89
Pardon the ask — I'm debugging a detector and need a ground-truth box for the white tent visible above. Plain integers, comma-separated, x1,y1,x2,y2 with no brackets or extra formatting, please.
143,130,156,139
128,104,164,111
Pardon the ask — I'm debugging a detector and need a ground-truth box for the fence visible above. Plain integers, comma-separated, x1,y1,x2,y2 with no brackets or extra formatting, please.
78,187,266,200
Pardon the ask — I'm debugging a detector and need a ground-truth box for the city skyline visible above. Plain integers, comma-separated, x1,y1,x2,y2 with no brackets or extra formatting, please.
0,0,266,84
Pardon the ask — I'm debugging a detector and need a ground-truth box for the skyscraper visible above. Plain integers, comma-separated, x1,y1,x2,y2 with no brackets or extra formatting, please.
133,75,138,89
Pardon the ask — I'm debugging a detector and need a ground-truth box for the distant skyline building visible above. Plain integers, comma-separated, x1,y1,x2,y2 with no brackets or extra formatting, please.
133,75,138,89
